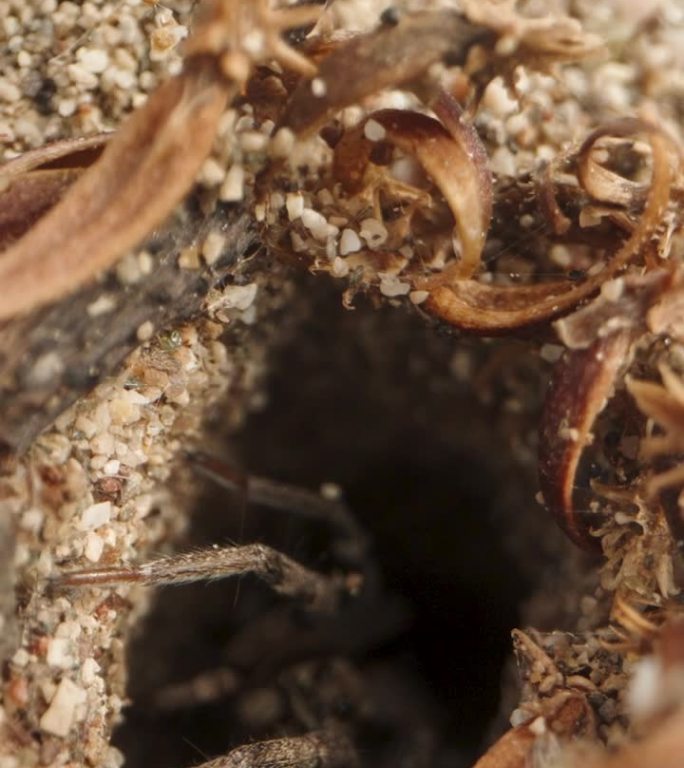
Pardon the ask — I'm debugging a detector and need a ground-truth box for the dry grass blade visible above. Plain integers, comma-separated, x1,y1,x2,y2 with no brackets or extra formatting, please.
0,58,232,321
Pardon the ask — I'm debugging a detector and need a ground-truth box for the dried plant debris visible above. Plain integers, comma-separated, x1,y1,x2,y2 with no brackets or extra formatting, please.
2,0,684,767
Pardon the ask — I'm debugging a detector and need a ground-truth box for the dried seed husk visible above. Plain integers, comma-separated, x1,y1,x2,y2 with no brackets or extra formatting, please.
421,120,674,333
0,57,233,321
282,11,490,136
538,329,635,552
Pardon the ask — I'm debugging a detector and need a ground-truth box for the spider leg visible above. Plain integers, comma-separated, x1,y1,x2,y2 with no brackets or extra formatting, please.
191,728,358,768
187,451,371,569
56,542,361,613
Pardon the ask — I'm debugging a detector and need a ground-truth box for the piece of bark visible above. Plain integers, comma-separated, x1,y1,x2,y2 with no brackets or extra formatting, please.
0,194,255,455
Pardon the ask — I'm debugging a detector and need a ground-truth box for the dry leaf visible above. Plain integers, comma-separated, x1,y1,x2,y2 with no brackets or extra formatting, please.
0,57,233,321
539,329,635,551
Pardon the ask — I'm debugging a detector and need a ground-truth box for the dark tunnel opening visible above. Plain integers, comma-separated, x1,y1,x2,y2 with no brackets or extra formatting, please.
114,281,538,767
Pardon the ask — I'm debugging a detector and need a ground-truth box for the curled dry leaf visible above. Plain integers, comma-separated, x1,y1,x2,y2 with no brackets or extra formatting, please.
538,329,635,551
0,56,233,321
333,92,492,280
578,123,650,209
282,10,491,136
420,119,675,333
0,134,108,251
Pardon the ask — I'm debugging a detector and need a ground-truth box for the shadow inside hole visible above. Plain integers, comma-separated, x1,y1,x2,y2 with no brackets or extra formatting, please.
114,288,533,768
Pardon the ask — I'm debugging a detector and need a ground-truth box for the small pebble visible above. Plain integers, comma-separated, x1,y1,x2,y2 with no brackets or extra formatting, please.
360,218,388,247
84,532,105,563
219,165,245,202
79,501,112,531
286,192,305,221
46,637,73,669
40,678,87,738
339,228,362,255
311,77,326,97
202,231,226,265
363,119,387,141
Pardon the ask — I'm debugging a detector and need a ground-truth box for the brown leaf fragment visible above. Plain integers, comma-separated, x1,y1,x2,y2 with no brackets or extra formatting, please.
0,134,109,250
539,329,635,551
0,57,233,321
0,132,108,178
471,725,536,768
282,11,491,136
0,169,80,252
